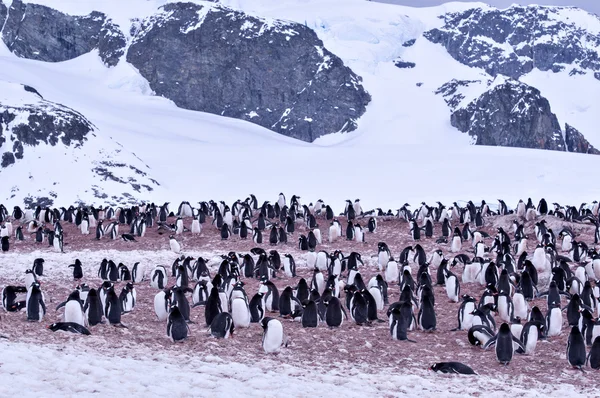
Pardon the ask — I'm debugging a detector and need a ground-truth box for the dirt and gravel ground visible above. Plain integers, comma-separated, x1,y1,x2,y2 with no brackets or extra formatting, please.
0,210,598,395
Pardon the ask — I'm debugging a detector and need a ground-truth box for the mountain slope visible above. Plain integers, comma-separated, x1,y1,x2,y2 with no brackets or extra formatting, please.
0,0,599,210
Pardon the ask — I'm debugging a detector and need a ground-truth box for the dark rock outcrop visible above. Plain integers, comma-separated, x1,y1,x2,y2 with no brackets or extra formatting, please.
0,84,93,168
595,72,600,81
126,2,370,142
394,59,416,69
1,0,126,66
0,2,6,30
424,6,600,78
565,124,600,154
445,78,566,151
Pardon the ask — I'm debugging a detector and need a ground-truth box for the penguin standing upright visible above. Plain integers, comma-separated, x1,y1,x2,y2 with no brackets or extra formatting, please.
231,296,251,328
484,323,525,365
83,289,104,326
105,286,126,327
210,312,235,339
444,269,460,303
567,326,587,370
205,286,223,326
451,227,462,253
56,290,85,327
26,282,46,322
151,266,168,289
325,297,346,327
69,259,83,280
1,236,9,253
589,336,600,369
301,300,319,327
169,236,181,253
261,317,286,353
167,306,189,342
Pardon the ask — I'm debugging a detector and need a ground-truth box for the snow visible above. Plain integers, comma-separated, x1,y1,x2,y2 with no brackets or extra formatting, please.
0,0,597,213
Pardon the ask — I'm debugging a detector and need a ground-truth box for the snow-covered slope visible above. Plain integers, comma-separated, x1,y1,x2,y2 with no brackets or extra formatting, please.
0,0,599,210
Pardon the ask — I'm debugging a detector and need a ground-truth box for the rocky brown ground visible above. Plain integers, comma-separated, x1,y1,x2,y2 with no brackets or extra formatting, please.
0,210,597,394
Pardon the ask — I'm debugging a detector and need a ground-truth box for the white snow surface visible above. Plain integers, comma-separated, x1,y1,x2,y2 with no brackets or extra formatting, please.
0,0,599,213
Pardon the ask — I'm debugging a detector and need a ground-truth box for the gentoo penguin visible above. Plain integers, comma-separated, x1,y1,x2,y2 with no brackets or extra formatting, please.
430,362,476,375
150,266,168,289
259,279,280,312
131,262,145,283
47,322,90,335
301,300,319,328
1,236,9,252
468,325,495,347
32,258,44,277
26,282,46,322
167,306,189,342
55,290,85,327
409,220,421,241
444,269,460,303
497,293,514,323
516,321,543,355
83,289,104,326
282,254,296,278
389,302,416,342
546,303,563,337
69,259,83,280
483,323,525,365
325,297,346,327
588,336,600,369
205,287,223,326
249,293,265,323
154,289,172,322
279,286,302,319
567,326,587,370
105,287,126,327
261,317,286,353
2,285,27,312
120,283,136,313
210,312,235,339
169,236,181,253
418,286,436,331
453,295,476,331
231,296,251,328
450,227,462,253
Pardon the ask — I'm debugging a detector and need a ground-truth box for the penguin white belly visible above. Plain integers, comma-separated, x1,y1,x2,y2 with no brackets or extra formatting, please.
478,263,489,286
585,262,595,280
347,270,357,286
378,252,390,272
385,261,398,283
263,320,284,353
561,236,572,252
510,324,523,339
475,244,485,258
450,237,462,253
313,229,322,244
461,303,475,329
231,299,250,328
524,327,538,354
575,267,587,283
306,252,317,268
498,299,511,322
315,254,328,271
532,249,548,273
283,260,293,278
64,301,85,326
513,294,528,319
445,277,458,302
191,220,201,234
462,263,475,283
368,287,383,310
594,260,600,279
154,292,169,321
328,225,338,243
547,308,562,337
315,275,325,295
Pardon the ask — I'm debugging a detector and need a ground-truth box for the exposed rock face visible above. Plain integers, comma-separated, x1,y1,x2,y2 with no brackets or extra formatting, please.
424,6,600,78
0,2,6,30
565,124,600,154
1,0,126,66
127,2,370,142
439,78,566,151
0,83,93,168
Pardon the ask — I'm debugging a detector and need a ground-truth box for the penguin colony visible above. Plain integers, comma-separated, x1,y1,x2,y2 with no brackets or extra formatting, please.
2,197,600,375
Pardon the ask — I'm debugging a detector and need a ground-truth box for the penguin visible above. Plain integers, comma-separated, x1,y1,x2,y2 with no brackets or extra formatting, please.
83,289,103,326
389,303,417,342
47,322,90,335
325,297,346,327
1,236,9,252
301,300,319,327
430,362,476,374
311,268,325,295
55,290,85,327
192,280,209,306
282,254,296,278
453,295,477,331
546,303,563,337
210,312,235,339
68,259,83,280
418,287,436,331
31,258,44,277
513,288,528,320
567,326,587,370
131,262,145,283
2,285,27,312
588,336,600,369
444,269,460,303
150,266,168,289
450,227,462,253
261,317,286,353
120,283,136,313
231,296,251,328
252,227,263,244
468,325,495,347
385,258,399,285
249,293,265,323
409,220,421,241
205,287,223,326
294,278,310,303
368,217,377,233
349,290,369,326
26,282,46,322
483,323,525,365
516,321,543,355
105,287,126,327
154,289,172,322
119,264,132,282
169,235,181,253
497,293,514,323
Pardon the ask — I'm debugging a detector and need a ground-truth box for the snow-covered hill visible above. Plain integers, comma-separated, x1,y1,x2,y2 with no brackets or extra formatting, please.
0,0,599,209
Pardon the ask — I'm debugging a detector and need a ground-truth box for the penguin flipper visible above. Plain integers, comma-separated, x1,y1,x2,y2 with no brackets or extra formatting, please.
482,336,497,350
55,301,68,311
